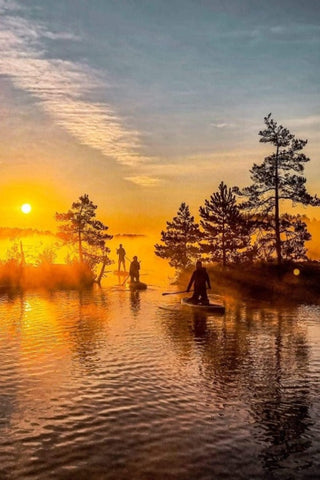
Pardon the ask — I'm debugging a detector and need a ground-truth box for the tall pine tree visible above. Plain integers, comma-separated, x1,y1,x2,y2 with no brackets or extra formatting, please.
154,203,201,270
238,114,319,264
199,182,251,266
56,194,112,281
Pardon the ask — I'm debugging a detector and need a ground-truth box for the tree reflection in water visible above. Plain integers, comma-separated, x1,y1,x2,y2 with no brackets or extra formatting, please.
160,302,314,476
65,289,110,373
248,311,312,477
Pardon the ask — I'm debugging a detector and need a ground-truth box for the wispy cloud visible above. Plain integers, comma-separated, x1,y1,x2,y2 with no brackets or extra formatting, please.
0,1,150,169
132,149,260,184
285,115,320,129
210,122,234,129
124,175,161,187
218,23,320,44
42,31,81,41
269,23,320,41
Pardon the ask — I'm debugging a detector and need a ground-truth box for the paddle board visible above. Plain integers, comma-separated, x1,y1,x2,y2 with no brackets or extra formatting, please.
129,281,147,290
181,297,225,313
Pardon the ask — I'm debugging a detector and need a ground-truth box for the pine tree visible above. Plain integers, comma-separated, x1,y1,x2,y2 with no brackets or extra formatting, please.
252,214,311,262
56,194,112,280
199,182,251,266
238,114,319,264
154,203,201,270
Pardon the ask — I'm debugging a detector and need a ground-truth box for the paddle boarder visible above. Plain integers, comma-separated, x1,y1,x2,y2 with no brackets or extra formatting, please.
129,256,140,283
116,244,126,272
186,260,211,305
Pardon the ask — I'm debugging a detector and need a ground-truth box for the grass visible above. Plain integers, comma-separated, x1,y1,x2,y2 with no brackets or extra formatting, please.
0,261,95,292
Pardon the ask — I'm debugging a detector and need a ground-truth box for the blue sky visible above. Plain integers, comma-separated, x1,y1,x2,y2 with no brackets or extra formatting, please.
0,0,319,229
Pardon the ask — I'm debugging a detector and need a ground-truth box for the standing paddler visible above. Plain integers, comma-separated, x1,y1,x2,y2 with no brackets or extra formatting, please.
116,244,126,272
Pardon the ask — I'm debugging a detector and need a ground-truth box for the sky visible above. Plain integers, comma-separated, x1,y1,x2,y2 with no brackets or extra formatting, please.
0,0,319,233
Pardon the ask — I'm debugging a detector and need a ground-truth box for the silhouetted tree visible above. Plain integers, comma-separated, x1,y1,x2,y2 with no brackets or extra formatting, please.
253,214,311,262
155,203,201,270
199,182,251,266
56,194,112,281
237,114,319,264
281,214,311,261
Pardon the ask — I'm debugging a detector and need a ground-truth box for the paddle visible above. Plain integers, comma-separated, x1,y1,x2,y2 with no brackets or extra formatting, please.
162,290,189,296
121,274,130,286
162,287,211,296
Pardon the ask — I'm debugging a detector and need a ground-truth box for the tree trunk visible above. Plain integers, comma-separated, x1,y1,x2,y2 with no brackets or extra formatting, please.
78,231,83,263
97,257,107,285
222,222,226,267
274,146,282,264
20,241,26,265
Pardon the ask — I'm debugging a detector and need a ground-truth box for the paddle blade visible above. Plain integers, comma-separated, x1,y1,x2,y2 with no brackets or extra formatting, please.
162,290,188,296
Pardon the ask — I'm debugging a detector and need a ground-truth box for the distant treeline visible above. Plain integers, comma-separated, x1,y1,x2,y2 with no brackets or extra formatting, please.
0,228,145,241
0,227,54,239
114,233,146,238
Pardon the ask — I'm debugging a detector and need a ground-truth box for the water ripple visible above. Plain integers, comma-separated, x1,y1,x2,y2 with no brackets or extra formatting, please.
0,290,320,479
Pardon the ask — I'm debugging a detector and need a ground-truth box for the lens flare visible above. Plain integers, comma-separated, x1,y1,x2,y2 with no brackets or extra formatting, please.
21,203,32,214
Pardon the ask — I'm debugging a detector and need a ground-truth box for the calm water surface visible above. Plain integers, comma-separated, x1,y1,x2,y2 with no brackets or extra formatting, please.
0,281,320,479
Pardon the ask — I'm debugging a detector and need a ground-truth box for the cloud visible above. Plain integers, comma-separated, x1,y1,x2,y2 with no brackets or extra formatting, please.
129,149,260,184
42,31,81,41
218,23,320,44
0,1,149,168
269,23,320,41
285,115,320,128
124,175,161,187
210,122,234,129
0,0,22,12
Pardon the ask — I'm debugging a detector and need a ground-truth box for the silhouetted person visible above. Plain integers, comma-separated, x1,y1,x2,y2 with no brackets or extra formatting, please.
129,256,140,283
186,260,211,305
117,244,126,272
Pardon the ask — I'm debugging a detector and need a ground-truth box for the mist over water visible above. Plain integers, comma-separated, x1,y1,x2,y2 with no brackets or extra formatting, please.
0,275,320,479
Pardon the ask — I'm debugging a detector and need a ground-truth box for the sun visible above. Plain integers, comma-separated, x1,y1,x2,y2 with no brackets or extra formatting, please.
21,203,32,214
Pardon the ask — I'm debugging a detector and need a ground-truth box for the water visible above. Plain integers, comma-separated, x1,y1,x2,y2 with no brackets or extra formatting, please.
0,282,320,479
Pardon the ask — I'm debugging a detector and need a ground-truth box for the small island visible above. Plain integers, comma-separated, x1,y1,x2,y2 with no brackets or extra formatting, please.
155,115,320,304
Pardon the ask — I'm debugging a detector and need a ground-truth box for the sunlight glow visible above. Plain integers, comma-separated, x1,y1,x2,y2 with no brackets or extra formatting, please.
21,203,32,214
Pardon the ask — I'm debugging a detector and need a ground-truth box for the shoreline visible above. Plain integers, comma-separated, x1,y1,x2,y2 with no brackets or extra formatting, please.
178,261,320,305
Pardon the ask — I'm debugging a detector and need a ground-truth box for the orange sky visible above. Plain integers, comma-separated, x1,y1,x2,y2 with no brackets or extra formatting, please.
0,1,319,235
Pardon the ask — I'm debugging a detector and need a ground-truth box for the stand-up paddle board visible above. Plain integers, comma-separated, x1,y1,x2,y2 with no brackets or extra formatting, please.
181,297,225,313
129,281,147,291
